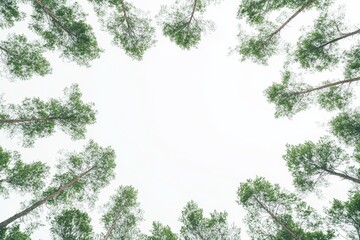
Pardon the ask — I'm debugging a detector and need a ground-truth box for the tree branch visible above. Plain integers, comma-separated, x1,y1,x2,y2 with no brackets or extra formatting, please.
317,29,360,49
33,0,75,38
0,165,96,228
266,0,316,41
0,116,64,124
253,196,301,240
294,76,360,95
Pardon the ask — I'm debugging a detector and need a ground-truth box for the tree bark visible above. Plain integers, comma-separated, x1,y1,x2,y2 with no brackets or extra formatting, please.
0,116,62,124
187,0,198,24
0,166,95,228
266,0,316,41
322,168,360,184
317,29,360,49
294,76,360,95
103,211,124,240
33,0,74,37
0,46,9,54
253,196,301,240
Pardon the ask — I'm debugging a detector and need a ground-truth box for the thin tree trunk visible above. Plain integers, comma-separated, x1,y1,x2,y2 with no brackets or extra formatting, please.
322,168,360,184
294,76,360,95
33,0,74,37
0,166,95,228
317,29,360,49
0,116,62,124
253,197,301,240
118,0,136,38
266,0,316,41
187,0,198,24
103,212,124,240
0,46,9,54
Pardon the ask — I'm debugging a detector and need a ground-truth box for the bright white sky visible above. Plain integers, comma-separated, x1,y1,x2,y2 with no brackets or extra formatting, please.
0,0,359,239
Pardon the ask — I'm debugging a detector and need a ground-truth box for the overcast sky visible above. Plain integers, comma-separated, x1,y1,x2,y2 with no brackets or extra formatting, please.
0,0,358,239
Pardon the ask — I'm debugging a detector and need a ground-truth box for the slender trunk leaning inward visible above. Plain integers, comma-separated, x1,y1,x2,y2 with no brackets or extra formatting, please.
118,0,136,37
294,76,360,95
33,0,75,38
0,116,62,124
317,29,360,49
322,168,360,184
266,0,316,41
103,211,124,240
253,197,301,240
0,166,96,228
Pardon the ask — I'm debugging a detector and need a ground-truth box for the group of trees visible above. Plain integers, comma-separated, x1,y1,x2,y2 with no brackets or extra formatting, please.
0,0,359,239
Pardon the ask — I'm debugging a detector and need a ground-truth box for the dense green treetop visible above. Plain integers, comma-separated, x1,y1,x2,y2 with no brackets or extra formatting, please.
265,70,355,118
90,0,156,60
30,0,101,66
0,84,96,147
284,136,360,192
237,177,334,240
0,34,51,80
0,224,31,240
0,140,116,229
330,110,360,145
0,0,25,29
0,146,49,197
101,185,143,240
327,191,360,240
146,222,178,240
158,0,219,50
50,208,94,240
179,200,241,240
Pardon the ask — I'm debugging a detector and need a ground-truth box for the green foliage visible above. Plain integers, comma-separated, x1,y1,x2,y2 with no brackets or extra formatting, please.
316,84,352,111
147,222,178,240
0,146,49,197
344,43,360,79
51,208,94,240
101,185,143,240
44,140,116,206
0,34,51,80
264,71,311,118
0,84,96,147
236,22,279,64
0,225,31,240
284,136,360,192
237,0,329,25
0,140,116,230
158,0,216,50
179,200,241,240
237,177,334,240
330,110,360,145
0,0,24,29
90,0,156,60
327,191,360,240
294,12,342,71
265,71,353,118
30,0,101,66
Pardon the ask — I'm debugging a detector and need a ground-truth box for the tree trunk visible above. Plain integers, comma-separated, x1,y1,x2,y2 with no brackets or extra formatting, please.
187,0,198,24
253,197,301,240
0,116,62,124
266,0,316,41
322,168,360,184
118,0,136,37
0,46,9,54
0,166,95,228
294,76,360,95
33,0,74,37
103,212,124,240
317,29,360,49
